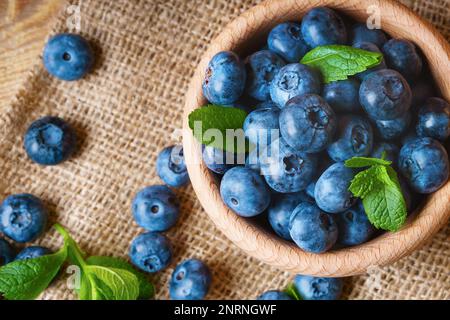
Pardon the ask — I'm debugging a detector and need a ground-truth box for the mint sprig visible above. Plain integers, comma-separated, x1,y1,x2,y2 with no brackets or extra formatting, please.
188,104,250,153
301,45,383,83
284,283,302,300
345,155,407,232
0,224,154,300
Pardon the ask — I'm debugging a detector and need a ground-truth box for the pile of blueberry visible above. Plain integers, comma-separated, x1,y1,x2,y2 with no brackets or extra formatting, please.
201,6,450,257
0,34,211,300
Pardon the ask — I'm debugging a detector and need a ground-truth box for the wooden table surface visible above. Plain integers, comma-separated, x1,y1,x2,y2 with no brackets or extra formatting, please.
0,0,64,107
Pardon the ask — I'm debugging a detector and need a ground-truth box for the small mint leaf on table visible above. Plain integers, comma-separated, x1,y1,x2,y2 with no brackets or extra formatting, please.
345,156,407,232
188,105,251,153
284,283,302,300
300,45,383,83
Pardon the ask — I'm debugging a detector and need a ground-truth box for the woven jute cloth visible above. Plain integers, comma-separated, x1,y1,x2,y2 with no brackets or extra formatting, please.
0,0,449,300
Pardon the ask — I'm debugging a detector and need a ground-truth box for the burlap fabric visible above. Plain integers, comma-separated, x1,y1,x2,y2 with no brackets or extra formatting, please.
0,0,448,300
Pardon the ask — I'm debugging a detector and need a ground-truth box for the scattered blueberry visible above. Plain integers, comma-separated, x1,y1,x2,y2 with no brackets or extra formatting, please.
132,185,180,232
289,202,338,253
293,275,343,300
301,7,347,48
269,63,321,108
280,94,337,153
156,145,189,188
353,41,387,80
314,163,356,214
15,246,51,261
261,138,317,193
374,112,411,140
323,78,361,113
244,107,281,146
0,194,48,243
267,192,312,240
257,290,293,300
327,115,373,162
416,97,450,141
245,50,286,101
43,33,94,81
382,39,423,82
202,51,246,105
267,22,309,63
350,23,388,48
24,116,76,166
129,232,172,273
398,137,449,194
336,201,375,246
220,166,271,217
0,238,14,266
360,69,411,121
169,259,211,300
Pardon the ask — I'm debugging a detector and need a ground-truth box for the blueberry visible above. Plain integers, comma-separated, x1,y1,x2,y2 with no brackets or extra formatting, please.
255,100,279,110
43,33,94,81
0,239,14,266
202,146,239,175
293,275,343,300
359,69,411,120
306,181,316,199
382,39,423,82
323,78,361,113
353,42,387,80
156,145,189,188
336,201,375,246
24,116,76,166
244,107,281,146
220,167,271,217
301,7,347,48
267,192,312,240
245,50,286,101
267,22,310,63
350,23,388,48
374,112,411,140
269,63,321,108
315,163,356,214
398,137,449,194
327,115,373,162
15,246,51,261
257,290,293,300
411,78,436,107
0,194,48,243
132,185,180,232
129,232,172,273
169,259,211,300
371,142,399,163
280,94,337,153
202,51,246,105
289,202,338,253
261,138,317,193
416,97,450,141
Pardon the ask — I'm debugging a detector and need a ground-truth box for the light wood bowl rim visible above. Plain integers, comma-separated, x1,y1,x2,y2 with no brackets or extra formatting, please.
182,0,450,276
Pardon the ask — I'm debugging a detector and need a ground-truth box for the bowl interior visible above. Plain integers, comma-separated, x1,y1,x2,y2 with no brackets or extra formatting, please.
183,0,450,276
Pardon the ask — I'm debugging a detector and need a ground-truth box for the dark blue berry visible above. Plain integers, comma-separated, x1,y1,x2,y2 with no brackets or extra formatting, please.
350,23,388,48
323,78,361,113
293,275,343,300
129,232,172,273
416,97,450,141
169,259,211,300
15,246,51,261
382,39,423,82
336,201,375,246
374,112,411,140
267,22,310,62
258,290,293,300
156,145,189,188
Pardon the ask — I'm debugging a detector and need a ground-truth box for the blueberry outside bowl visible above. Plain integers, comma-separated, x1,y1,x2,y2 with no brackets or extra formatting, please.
183,0,450,276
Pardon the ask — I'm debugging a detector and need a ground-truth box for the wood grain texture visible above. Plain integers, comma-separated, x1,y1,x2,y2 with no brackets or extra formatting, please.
0,0,64,107
183,0,450,277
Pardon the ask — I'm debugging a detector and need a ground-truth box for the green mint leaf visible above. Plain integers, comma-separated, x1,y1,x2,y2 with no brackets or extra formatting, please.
345,156,392,168
300,45,383,83
188,105,249,153
83,266,140,300
0,242,68,300
348,164,407,232
86,256,154,300
284,283,302,300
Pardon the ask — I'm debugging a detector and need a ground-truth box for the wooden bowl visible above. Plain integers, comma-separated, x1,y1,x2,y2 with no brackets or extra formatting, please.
182,0,450,277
